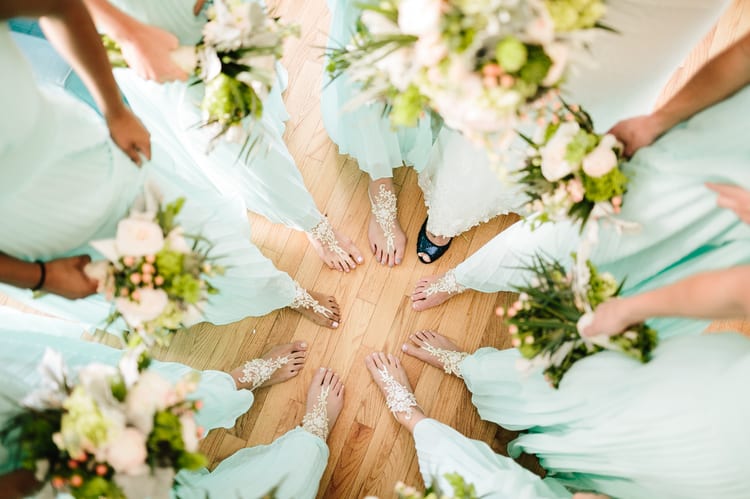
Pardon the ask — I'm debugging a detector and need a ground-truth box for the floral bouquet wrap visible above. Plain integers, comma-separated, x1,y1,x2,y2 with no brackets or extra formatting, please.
0,348,206,499
516,100,629,229
327,0,608,143
104,0,298,152
501,254,658,388
85,183,224,347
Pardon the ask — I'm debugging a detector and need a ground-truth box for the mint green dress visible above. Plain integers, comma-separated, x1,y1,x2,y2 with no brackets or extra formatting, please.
0,307,328,499
458,331,750,498
321,0,434,180
0,25,298,334
452,84,750,339
104,0,326,233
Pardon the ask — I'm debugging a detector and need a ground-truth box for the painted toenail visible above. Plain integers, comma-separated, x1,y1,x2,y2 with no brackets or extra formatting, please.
301,342,308,348
332,321,339,328
401,344,407,351
357,256,364,263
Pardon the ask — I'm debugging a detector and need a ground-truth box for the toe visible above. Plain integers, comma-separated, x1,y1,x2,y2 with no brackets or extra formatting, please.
293,341,308,352
372,352,386,370
417,252,431,264
395,244,405,266
311,366,326,385
323,368,335,385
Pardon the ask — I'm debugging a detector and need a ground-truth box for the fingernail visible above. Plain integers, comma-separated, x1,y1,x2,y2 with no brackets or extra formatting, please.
332,321,339,328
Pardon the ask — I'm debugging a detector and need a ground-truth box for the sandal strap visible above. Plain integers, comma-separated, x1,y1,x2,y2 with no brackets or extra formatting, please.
424,269,466,296
421,344,468,378
238,356,289,391
301,385,330,440
369,184,397,254
291,282,334,318
378,367,418,420
309,217,349,260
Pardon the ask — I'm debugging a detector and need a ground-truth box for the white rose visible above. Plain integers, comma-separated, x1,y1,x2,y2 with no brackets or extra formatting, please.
540,121,580,181
115,288,169,327
582,134,620,177
413,31,448,67
125,371,173,435
576,312,595,336
361,10,400,35
398,0,441,36
77,364,125,425
115,219,165,257
525,10,555,45
105,428,148,475
179,414,200,452
166,227,192,254
542,43,569,87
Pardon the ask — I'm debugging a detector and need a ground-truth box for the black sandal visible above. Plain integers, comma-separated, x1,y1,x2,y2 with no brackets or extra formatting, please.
416,218,452,264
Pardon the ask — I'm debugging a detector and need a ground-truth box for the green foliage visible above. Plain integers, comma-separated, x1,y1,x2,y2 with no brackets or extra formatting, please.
518,44,553,85
582,167,629,202
157,198,185,236
389,84,429,128
167,274,202,304
72,476,125,499
155,250,185,282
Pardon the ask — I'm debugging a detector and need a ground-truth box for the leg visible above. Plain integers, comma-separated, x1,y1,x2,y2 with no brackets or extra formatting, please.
174,366,344,499
368,177,407,267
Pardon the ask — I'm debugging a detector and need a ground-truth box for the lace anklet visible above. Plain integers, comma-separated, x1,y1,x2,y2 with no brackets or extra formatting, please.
370,184,397,254
238,356,289,391
301,385,330,441
424,269,467,296
291,283,333,318
309,217,349,260
421,344,468,378
378,367,418,420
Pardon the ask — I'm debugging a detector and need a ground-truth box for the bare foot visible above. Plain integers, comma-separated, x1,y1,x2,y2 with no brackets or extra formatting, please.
302,367,345,440
411,275,454,311
368,179,406,267
231,341,308,390
364,352,425,432
307,218,364,272
292,289,341,329
402,330,468,375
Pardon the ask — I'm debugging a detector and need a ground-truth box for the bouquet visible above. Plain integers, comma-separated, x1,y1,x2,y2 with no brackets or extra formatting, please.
85,183,224,347
516,100,629,229
501,254,657,388
105,0,298,152
0,348,206,499
326,0,608,142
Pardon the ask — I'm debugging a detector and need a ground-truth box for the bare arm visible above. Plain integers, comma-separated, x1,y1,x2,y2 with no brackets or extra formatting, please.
0,253,98,299
82,0,188,82
0,0,151,164
582,266,750,337
609,31,750,157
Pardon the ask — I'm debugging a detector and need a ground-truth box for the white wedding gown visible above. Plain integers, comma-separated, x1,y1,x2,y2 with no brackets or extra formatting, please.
419,0,730,238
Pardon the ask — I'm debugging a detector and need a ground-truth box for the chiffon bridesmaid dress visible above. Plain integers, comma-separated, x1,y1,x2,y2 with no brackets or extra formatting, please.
321,0,435,180
0,24,307,335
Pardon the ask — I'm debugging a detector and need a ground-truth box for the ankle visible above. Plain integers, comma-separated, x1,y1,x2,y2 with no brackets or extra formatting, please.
398,408,426,433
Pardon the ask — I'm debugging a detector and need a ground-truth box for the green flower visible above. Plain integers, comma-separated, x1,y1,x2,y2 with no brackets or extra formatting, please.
155,249,185,281
545,0,606,31
60,387,116,457
202,73,263,127
495,36,527,72
519,45,552,85
390,84,427,128
564,129,598,166
582,167,628,202
167,274,202,304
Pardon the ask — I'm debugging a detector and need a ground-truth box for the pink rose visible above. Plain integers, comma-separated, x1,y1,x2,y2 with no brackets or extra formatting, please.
566,178,585,203
104,428,148,475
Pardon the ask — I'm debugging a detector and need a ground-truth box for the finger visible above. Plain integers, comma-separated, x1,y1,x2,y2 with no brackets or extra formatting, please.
706,182,744,197
138,137,152,161
126,145,143,166
77,254,92,268
716,195,738,211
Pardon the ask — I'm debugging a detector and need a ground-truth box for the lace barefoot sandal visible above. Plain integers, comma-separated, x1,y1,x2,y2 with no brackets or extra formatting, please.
302,385,331,440
290,282,336,319
423,269,467,297
420,344,468,378
370,184,398,254
378,367,419,420
309,217,350,261
238,356,290,391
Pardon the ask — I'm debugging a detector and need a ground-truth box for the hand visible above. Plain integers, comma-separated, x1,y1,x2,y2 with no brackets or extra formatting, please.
580,299,632,338
119,21,189,82
706,183,750,224
607,114,667,158
105,106,152,166
573,494,611,499
43,255,100,299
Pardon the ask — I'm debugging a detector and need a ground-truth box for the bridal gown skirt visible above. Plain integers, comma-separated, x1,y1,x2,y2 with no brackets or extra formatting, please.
418,0,729,238
0,306,254,475
452,84,750,339
321,0,434,180
0,27,298,334
413,419,570,498
102,0,325,233
459,332,750,499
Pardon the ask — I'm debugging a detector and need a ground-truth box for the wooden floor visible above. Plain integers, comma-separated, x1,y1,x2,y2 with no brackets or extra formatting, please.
4,1,750,498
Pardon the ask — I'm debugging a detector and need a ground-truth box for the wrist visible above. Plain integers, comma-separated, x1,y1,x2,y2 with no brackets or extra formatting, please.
650,108,678,136
31,261,46,291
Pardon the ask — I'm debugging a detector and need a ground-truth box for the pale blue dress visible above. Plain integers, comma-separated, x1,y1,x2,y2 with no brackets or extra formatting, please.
450,84,750,339
418,0,730,238
458,331,750,499
0,25,298,335
321,0,434,180
0,307,328,499
103,0,327,233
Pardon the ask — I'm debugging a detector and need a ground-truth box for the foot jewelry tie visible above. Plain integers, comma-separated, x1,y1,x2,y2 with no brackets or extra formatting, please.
424,269,466,297
238,356,289,391
302,385,330,440
421,344,468,378
291,283,334,318
370,184,397,254
378,367,418,420
310,217,349,261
